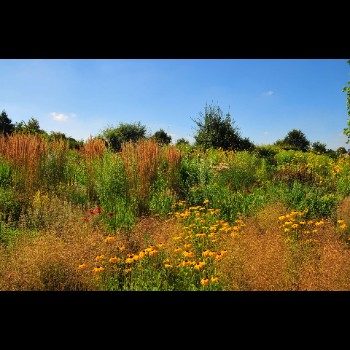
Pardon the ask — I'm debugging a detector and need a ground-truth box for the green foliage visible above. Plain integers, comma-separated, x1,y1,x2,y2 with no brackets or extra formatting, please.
275,129,310,152
152,129,172,145
0,160,12,187
149,173,176,217
93,150,136,233
276,181,340,219
311,141,327,154
48,131,83,149
100,122,147,151
192,103,254,151
15,117,46,136
0,187,19,221
337,147,347,155
0,110,14,136
176,138,190,146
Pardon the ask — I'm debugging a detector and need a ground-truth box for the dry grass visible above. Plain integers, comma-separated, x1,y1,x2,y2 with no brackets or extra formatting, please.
218,200,350,291
120,139,161,213
1,195,350,291
218,202,291,290
0,133,47,193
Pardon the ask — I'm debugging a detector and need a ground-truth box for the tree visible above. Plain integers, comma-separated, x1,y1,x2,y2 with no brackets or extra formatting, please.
100,122,147,151
14,117,46,135
0,110,14,136
275,129,310,152
311,141,327,154
192,103,254,151
152,129,172,145
336,146,347,156
176,138,190,146
48,131,83,149
343,59,350,143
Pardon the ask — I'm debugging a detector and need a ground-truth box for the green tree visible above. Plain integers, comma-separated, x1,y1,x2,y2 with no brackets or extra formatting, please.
152,129,172,145
48,131,83,149
176,137,190,146
343,59,350,143
192,103,254,151
14,117,46,135
275,129,310,152
0,110,14,136
336,146,347,155
25,117,42,134
311,141,327,154
100,122,147,151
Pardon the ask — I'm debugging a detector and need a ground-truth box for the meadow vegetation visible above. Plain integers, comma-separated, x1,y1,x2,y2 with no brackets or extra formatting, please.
1,133,350,291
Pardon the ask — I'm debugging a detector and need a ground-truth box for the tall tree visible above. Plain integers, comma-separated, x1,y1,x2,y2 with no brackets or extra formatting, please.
152,129,172,145
311,141,327,154
14,117,46,135
0,110,14,136
275,129,310,152
100,122,147,151
343,59,350,143
192,103,254,151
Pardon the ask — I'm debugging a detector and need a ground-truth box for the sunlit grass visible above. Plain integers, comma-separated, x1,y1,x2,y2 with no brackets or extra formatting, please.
1,135,350,290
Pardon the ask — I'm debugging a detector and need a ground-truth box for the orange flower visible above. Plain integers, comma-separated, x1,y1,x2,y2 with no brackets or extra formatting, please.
200,278,210,286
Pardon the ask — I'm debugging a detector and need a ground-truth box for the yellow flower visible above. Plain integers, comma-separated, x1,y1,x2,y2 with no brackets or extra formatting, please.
340,224,347,230
104,236,116,243
164,263,173,268
149,250,158,256
109,257,120,263
194,261,206,270
337,219,345,224
203,199,209,204
202,250,210,257
211,276,219,283
174,247,182,253
93,266,105,273
78,263,87,270
95,255,105,262
183,250,194,258
200,278,210,286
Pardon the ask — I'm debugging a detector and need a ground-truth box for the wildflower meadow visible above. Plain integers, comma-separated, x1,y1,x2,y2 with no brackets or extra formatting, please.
1,134,350,291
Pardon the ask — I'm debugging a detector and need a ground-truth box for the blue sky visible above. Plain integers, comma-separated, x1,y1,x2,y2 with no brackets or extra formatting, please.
0,59,349,150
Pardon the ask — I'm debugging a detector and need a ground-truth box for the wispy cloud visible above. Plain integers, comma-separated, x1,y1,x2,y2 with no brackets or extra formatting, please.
264,90,274,96
50,112,70,122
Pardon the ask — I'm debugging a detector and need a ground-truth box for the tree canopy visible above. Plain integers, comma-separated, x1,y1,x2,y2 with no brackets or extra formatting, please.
100,122,147,151
0,110,14,136
275,129,310,152
192,103,254,151
152,129,172,145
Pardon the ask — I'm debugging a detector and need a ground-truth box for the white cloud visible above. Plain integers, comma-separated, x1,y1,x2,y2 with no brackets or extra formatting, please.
264,90,274,96
50,112,69,122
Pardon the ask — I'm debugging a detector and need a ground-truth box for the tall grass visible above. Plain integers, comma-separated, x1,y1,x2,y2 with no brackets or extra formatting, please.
1,136,350,290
